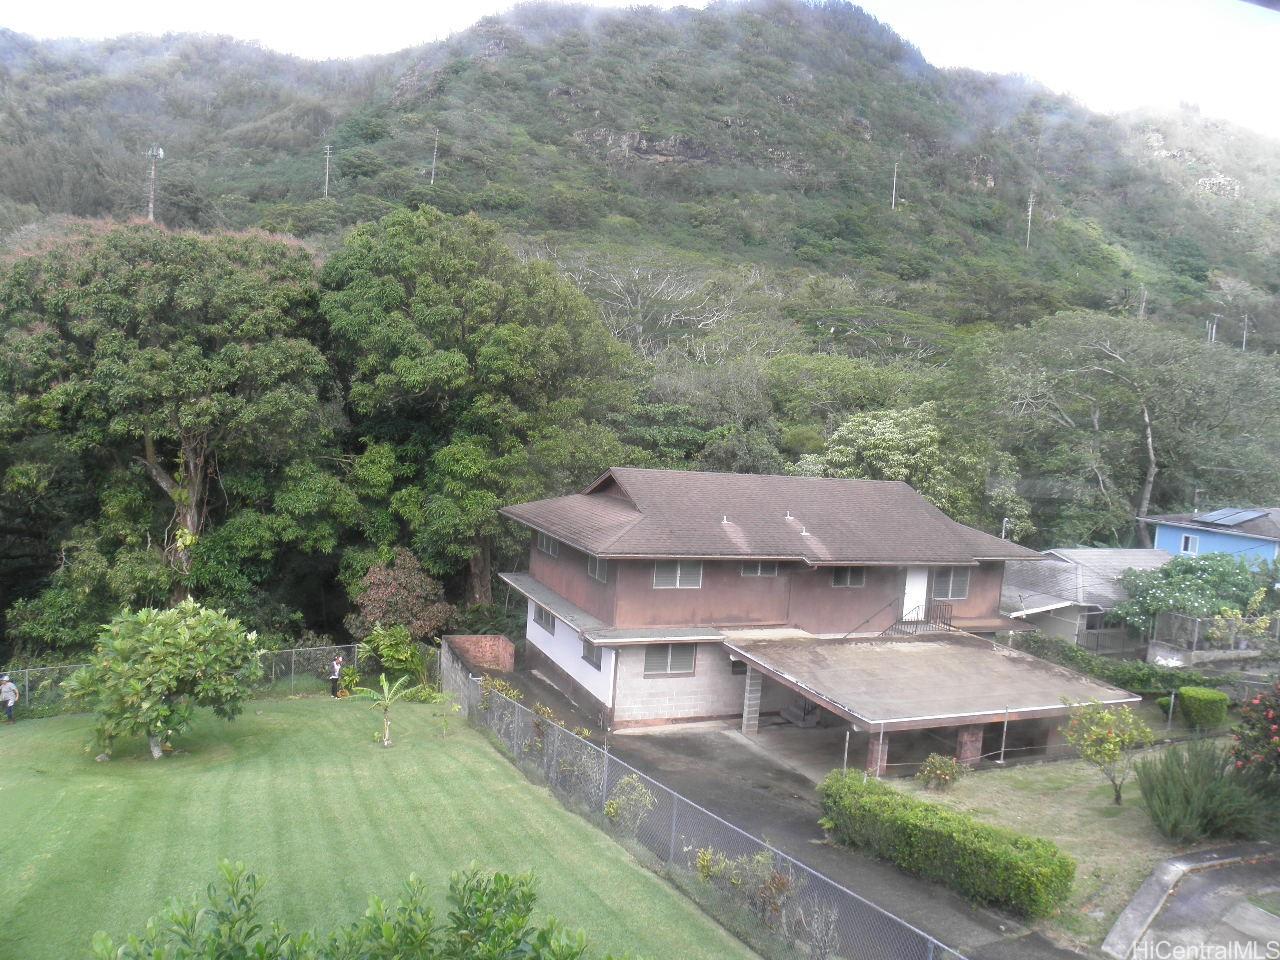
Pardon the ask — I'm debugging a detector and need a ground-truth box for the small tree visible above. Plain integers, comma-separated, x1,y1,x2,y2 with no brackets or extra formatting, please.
1063,701,1154,805
1232,679,1280,777
62,600,261,759
344,547,455,643
354,673,421,747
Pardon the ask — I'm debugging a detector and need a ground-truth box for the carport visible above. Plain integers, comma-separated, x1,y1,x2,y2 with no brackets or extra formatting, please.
723,628,1139,775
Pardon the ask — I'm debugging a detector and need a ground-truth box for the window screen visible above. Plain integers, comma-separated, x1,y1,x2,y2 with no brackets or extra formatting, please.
581,639,602,670
586,555,608,583
533,603,555,631
643,643,696,676
741,561,778,577
535,532,559,557
653,560,702,588
832,567,866,587
932,567,971,600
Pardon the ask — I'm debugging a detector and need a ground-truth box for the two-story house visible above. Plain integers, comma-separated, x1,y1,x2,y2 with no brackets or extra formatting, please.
1144,508,1280,565
500,468,1136,773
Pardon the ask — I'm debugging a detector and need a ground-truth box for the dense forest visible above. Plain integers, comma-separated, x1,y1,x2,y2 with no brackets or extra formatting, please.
3,0,1280,660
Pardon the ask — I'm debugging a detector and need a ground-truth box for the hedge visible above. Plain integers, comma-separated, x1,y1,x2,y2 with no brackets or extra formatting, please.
1007,632,1217,693
1178,686,1229,729
818,772,1075,919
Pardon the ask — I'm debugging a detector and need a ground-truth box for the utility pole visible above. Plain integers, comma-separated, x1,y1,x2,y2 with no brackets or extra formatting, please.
890,160,898,210
430,127,439,185
145,146,164,223
1138,284,1147,320
1207,315,1220,344
323,145,332,199
1241,313,1250,351
1024,190,1035,250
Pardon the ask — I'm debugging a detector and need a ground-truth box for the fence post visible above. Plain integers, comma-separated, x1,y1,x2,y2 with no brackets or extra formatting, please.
601,739,610,811
667,790,679,864
23,670,29,706
290,649,296,694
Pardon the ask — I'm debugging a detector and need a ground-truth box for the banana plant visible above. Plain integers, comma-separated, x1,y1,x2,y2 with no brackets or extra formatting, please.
353,673,421,748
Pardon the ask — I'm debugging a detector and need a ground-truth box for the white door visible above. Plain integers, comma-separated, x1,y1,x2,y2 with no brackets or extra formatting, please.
902,567,929,621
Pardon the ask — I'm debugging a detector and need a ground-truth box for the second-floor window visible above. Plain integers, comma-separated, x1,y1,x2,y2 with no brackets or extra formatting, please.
832,566,865,587
586,554,608,583
741,561,778,577
533,603,555,632
644,643,696,677
535,531,559,557
1180,534,1199,556
932,567,971,600
654,559,702,589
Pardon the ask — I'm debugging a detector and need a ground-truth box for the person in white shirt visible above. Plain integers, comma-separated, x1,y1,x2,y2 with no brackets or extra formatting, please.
329,656,343,699
0,675,18,723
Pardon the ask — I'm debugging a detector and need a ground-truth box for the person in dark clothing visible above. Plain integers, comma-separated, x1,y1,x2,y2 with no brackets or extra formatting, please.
329,655,343,698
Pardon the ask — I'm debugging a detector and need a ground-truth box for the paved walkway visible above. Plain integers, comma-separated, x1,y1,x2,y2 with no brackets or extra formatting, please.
1138,857,1280,956
504,669,1080,960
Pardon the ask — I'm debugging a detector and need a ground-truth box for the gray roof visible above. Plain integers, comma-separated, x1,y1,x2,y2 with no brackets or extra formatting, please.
1146,509,1280,542
1002,548,1172,616
501,467,1041,565
725,631,1138,731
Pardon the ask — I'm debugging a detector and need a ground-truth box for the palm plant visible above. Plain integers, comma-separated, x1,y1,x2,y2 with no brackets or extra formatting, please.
354,673,421,747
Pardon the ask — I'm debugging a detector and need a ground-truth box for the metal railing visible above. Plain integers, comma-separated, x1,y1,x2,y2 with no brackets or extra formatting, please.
447,655,966,960
4,644,359,716
1076,625,1143,657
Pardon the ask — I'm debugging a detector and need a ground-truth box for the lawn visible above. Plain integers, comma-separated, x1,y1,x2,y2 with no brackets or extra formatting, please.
893,746,1205,949
0,697,757,960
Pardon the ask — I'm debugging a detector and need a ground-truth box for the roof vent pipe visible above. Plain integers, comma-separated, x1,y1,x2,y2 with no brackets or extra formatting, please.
801,526,810,536
722,515,729,523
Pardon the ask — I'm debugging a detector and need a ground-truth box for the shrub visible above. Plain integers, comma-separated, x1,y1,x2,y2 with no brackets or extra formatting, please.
605,774,657,838
1063,701,1154,805
1008,632,1217,693
1232,679,1280,776
91,861,608,958
915,753,965,790
1178,686,1229,729
1156,695,1172,717
1136,740,1264,843
818,772,1075,918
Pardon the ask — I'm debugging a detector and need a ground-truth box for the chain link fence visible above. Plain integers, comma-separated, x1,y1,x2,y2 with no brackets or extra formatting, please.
449,660,965,960
5,644,360,717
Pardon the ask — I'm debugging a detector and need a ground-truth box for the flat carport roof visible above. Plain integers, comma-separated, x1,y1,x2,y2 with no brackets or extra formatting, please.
723,629,1139,732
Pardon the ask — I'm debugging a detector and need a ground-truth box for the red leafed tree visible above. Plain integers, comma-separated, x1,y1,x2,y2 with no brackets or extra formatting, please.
1233,680,1280,776
345,547,455,643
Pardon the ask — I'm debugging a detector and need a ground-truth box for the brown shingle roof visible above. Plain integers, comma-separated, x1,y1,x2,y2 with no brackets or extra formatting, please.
500,467,1041,565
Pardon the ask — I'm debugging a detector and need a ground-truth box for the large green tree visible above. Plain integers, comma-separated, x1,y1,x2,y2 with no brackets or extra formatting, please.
0,224,339,643
321,206,633,602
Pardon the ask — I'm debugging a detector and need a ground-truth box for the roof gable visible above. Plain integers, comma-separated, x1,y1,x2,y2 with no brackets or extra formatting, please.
501,467,1041,564
1148,509,1280,542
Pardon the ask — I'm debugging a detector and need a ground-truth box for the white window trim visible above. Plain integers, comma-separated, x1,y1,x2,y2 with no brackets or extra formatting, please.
1181,534,1199,556
932,567,970,600
587,554,608,583
535,532,560,557
741,561,778,577
832,566,865,588
653,559,703,589
532,603,555,632
643,643,697,677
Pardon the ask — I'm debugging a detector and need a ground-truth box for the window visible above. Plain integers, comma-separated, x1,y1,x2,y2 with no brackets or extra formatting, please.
741,561,778,577
832,566,866,588
644,643,697,677
532,603,555,632
731,659,748,675
586,554,608,583
535,531,559,557
932,567,971,600
1181,534,1199,556
653,559,703,589
581,639,602,670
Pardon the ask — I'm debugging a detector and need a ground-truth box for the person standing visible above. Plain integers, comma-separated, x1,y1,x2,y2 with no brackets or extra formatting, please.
329,655,343,699
0,675,18,723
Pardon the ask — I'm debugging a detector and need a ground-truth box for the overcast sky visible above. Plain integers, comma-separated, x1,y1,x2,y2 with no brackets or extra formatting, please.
6,0,1279,138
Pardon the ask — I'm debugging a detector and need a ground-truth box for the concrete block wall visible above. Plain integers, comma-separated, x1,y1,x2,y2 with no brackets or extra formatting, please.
612,642,788,726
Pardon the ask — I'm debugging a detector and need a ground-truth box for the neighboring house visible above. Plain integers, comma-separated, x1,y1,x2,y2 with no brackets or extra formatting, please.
498,467,1136,773
1145,508,1280,565
1002,548,1172,655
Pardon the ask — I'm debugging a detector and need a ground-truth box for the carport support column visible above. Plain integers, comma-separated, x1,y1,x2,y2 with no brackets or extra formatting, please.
956,724,984,766
741,666,763,735
865,730,888,777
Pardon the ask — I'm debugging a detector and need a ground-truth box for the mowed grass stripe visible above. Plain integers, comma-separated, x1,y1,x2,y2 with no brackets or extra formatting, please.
0,699,758,960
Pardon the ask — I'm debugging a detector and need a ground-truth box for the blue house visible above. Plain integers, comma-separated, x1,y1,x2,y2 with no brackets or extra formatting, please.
1144,508,1280,565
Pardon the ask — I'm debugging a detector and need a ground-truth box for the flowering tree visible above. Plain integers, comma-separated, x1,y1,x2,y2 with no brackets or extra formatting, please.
1064,701,1153,805
344,547,455,643
1233,680,1280,776
1114,555,1262,629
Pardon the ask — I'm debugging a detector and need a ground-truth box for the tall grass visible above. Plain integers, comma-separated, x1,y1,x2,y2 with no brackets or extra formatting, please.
1136,740,1264,843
